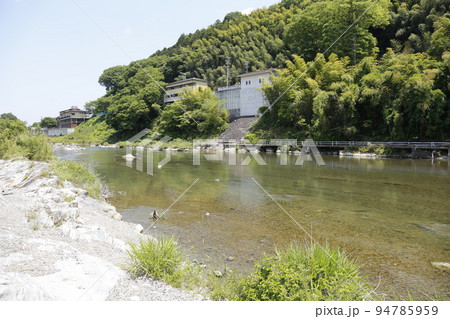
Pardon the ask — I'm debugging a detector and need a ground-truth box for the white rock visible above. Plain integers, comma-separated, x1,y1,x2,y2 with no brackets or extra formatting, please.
135,224,144,234
112,213,122,221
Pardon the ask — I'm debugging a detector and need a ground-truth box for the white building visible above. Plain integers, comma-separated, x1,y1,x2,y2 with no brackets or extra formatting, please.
217,69,275,120
164,78,208,103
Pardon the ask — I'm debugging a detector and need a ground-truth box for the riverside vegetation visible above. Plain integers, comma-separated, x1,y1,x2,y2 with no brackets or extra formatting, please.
126,237,375,301
52,0,449,145
0,116,375,300
0,117,102,199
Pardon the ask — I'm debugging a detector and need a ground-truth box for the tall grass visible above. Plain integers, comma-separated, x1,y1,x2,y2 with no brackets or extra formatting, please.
209,242,373,301
124,237,374,301
50,159,102,198
125,236,202,289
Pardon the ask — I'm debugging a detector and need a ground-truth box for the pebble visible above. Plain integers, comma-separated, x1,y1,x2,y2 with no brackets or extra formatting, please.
112,213,122,221
431,262,450,273
135,224,144,234
213,271,223,278
226,256,235,261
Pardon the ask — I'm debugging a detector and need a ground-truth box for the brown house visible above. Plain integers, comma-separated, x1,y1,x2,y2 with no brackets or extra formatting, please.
57,106,89,128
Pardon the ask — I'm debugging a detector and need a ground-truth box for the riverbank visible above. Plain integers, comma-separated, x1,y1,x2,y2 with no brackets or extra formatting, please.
51,141,450,160
0,159,203,301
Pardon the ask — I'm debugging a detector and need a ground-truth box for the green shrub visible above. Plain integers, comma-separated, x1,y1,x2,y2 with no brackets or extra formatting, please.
374,145,392,155
125,236,202,289
16,134,53,161
50,159,101,198
210,242,373,301
344,145,359,153
0,119,52,161
163,138,192,149
52,116,116,145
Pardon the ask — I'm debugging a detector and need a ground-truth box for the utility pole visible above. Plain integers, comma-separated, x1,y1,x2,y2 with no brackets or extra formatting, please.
244,61,249,73
226,57,231,88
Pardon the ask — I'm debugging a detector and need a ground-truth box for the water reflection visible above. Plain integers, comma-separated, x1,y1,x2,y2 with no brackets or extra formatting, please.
53,147,450,300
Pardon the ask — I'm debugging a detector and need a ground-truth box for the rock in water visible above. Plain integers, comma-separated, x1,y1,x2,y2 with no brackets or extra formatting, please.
431,262,450,273
135,224,144,234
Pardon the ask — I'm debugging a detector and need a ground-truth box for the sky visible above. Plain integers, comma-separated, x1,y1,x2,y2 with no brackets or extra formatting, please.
0,0,277,125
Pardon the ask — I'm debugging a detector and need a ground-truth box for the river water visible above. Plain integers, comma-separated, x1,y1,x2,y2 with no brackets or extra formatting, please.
54,147,450,300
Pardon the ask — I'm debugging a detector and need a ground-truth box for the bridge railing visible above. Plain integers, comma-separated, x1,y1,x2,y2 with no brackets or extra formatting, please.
301,141,450,149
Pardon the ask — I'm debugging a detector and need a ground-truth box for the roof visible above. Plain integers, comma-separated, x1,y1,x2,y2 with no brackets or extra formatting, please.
166,78,208,88
237,69,277,78
60,106,86,113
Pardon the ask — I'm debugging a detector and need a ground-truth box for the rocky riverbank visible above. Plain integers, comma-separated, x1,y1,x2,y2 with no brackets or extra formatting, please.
0,159,203,301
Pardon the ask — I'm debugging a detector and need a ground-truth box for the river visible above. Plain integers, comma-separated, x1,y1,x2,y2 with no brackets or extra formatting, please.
54,147,450,300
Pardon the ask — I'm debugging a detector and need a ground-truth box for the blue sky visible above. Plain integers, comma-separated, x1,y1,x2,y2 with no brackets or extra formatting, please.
0,0,277,124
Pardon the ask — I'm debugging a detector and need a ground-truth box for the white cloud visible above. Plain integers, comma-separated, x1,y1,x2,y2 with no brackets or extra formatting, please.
241,7,255,15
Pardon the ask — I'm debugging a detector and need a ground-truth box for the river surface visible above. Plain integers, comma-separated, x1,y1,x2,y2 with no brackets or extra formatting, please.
54,147,450,300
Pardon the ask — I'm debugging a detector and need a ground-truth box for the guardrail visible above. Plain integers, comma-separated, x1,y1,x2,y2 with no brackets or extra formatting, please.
308,141,450,149
220,140,450,150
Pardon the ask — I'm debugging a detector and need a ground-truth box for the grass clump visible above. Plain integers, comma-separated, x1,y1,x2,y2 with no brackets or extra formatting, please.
126,236,203,289
50,159,101,198
124,237,373,301
210,242,373,301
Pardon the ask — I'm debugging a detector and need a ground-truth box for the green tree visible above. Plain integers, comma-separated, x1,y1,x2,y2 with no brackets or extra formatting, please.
104,67,165,135
429,16,450,58
158,87,228,139
260,54,359,140
285,0,391,63
40,117,58,128
0,113,18,121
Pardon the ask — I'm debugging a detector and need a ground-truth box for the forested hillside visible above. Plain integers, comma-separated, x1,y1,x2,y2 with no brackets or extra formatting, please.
86,0,449,141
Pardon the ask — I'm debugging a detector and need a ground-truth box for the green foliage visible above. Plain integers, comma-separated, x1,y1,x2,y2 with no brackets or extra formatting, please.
84,0,449,142
0,119,52,161
358,144,393,155
15,135,53,161
258,50,449,141
161,138,193,150
376,0,450,55
0,113,18,121
158,87,229,139
40,117,58,129
52,116,117,145
285,0,391,63
50,159,102,198
429,16,450,58
105,68,164,134
125,236,202,289
210,242,373,301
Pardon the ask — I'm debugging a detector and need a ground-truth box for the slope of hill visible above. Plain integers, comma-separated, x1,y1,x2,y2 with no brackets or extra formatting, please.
82,0,449,141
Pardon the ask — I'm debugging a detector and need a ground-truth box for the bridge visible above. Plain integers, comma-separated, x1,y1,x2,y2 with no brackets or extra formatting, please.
218,140,450,155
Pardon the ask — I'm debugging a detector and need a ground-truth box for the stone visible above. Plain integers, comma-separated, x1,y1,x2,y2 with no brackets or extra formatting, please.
226,256,235,261
112,213,122,221
431,262,450,273
135,224,144,234
213,271,223,278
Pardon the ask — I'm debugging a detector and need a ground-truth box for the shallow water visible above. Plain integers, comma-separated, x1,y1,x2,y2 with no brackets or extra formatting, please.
55,148,450,300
